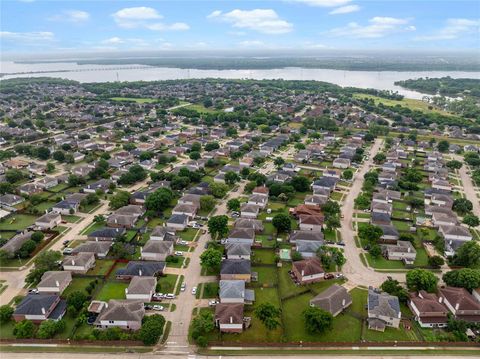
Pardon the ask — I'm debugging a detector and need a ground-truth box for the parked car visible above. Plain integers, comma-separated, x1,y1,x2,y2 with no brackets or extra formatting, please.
337,242,345,246
63,247,73,255
153,293,164,301
208,300,219,307
28,288,39,294
175,251,184,256
179,240,188,245
144,304,153,310
152,305,164,311
324,273,334,280
181,282,186,291
62,240,70,246
87,316,96,325
165,293,175,299
191,286,197,295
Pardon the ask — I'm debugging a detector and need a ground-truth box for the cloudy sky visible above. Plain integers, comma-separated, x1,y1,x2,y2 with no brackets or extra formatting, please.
1,0,479,53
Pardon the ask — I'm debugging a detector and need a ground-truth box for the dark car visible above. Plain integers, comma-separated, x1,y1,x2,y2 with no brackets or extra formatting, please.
87,316,97,325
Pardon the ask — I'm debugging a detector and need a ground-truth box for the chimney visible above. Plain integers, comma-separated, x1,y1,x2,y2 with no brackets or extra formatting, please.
439,296,443,303
41,307,46,315
455,303,460,311
301,270,305,277
230,316,233,324
139,269,142,276
55,280,60,287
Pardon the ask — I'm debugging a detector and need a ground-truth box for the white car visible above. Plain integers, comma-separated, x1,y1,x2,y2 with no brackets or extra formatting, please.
179,240,188,245
165,293,175,299
191,286,197,295
180,282,186,292
152,305,164,311
208,300,219,306
63,247,73,255
175,251,184,256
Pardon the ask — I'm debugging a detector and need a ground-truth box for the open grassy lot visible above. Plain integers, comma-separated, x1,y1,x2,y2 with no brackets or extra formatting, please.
0,214,38,231
178,228,199,241
353,93,454,117
62,277,97,297
33,201,56,212
157,274,178,293
202,282,219,298
95,281,129,301
62,215,82,223
363,321,420,342
365,253,406,270
185,103,218,113
253,266,278,287
80,220,106,235
252,248,276,265
87,259,116,277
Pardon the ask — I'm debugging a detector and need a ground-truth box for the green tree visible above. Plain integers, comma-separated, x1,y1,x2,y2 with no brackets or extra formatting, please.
406,269,438,293
25,250,62,285
13,320,35,338
37,319,65,339
437,140,450,153
373,153,386,164
369,244,382,259
272,213,292,233
451,241,480,268
0,305,13,323
443,268,480,292
30,232,44,243
325,215,341,232
463,213,479,228
446,160,463,170
342,169,353,180
207,215,229,238
227,198,240,212
189,151,201,160
254,303,281,330
5,169,23,183
209,183,229,198
291,176,310,192
46,162,55,173
380,278,408,302
67,291,88,312
303,307,333,334
139,314,165,345
322,200,340,216
224,171,240,185
452,198,473,215
358,224,383,244
274,157,285,168
200,195,216,212
145,188,174,213
191,310,214,346
428,255,445,268
109,190,131,210
200,248,223,271
354,194,371,210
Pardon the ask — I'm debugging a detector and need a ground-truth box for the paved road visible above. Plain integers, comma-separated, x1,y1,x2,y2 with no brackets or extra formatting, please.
452,154,480,217
339,138,405,287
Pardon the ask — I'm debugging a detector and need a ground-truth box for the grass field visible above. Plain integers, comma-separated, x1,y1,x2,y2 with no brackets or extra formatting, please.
62,277,96,297
95,281,128,301
157,274,178,293
353,93,454,117
185,103,218,113
110,97,158,103
0,214,38,231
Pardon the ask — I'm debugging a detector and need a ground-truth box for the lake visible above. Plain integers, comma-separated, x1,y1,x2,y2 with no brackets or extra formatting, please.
1,61,479,100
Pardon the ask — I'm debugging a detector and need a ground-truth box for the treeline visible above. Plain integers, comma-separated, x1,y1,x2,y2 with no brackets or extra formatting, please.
395,77,480,98
0,77,79,93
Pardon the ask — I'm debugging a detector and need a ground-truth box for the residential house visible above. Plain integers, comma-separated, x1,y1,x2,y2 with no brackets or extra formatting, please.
37,177,58,190
310,284,352,316
381,241,416,264
1,231,33,256
225,243,251,260
35,212,62,229
140,240,174,261
88,227,126,241
62,252,95,274
379,224,400,242
215,303,244,333
299,214,324,231
72,241,112,258
220,259,251,282
13,294,66,323
116,261,165,280
219,280,255,304
439,225,472,242
84,179,112,193
292,257,324,284
51,200,79,215
166,214,189,230
226,228,255,245
150,227,177,241
234,219,264,233
240,203,260,219
247,194,268,209
312,177,337,192
438,287,480,323
408,291,449,328
333,158,351,169
19,183,43,196
37,271,72,294
172,203,198,220
125,276,157,301
0,194,24,207
367,288,401,331
95,300,145,330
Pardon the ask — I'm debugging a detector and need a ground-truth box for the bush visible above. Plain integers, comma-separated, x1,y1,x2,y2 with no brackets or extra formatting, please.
139,314,166,345
0,305,14,323
37,319,65,339
13,320,35,339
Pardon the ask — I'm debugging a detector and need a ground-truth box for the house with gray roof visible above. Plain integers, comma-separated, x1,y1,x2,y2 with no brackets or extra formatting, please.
150,226,177,241
1,231,33,256
226,228,255,245
381,241,416,264
95,300,145,330
140,240,174,261
72,241,113,258
0,194,24,207
234,218,264,233
296,240,324,258
226,242,251,260
13,294,66,323
167,214,189,230
125,276,157,301
37,271,72,294
220,259,251,282
367,288,401,331
35,212,62,229
116,261,165,280
310,284,352,316
62,252,95,274
219,280,255,304
88,227,126,241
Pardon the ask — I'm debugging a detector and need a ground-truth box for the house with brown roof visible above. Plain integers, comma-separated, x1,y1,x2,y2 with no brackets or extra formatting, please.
299,214,324,231
215,303,244,333
408,291,449,328
234,218,264,233
226,228,255,245
438,287,480,323
310,284,352,316
290,204,322,218
252,186,269,197
292,257,324,284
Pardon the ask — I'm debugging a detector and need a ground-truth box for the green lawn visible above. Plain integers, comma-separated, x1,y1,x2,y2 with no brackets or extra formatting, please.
157,274,178,293
0,214,38,231
253,266,278,287
363,321,420,342
392,220,412,232
87,259,116,277
202,282,219,298
80,220,106,235
167,257,185,268
63,215,82,223
252,249,276,265
33,201,56,212
48,183,71,193
0,320,16,339
365,253,406,270
63,277,97,297
95,281,128,301
178,228,199,242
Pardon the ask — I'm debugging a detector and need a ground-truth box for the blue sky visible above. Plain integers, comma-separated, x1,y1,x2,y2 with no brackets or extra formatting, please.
1,0,479,53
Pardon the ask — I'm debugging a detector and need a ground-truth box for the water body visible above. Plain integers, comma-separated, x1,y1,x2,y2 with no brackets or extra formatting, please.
2,61,479,100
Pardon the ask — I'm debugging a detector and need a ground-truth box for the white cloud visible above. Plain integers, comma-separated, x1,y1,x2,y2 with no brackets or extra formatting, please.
102,37,124,45
329,5,360,15
328,16,414,38
303,41,328,49
208,9,293,34
292,0,352,7
0,31,54,42
415,18,480,41
111,7,189,31
238,40,265,47
49,10,90,23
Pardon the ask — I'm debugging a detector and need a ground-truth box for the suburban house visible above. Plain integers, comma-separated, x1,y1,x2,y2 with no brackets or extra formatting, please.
37,177,58,189
215,303,244,333
381,241,417,264
166,214,189,230
219,280,255,304
83,179,112,193
88,227,126,241
289,230,324,244
252,186,269,197
0,194,24,207
220,259,251,282
298,214,324,231
310,284,352,316
225,243,252,260
35,212,62,230
371,202,393,215
408,291,449,328
72,241,113,258
13,294,66,323
125,276,157,301
51,200,79,215
438,287,480,323
150,226,177,241
62,252,95,274
240,203,260,219
432,212,458,227
140,240,174,261
1,231,33,255
333,158,351,169
172,203,198,219
379,224,400,242
37,271,72,294
116,261,165,280
304,194,328,207
247,194,268,209
312,177,337,192
226,228,256,245
234,219,264,233
95,300,145,330
439,225,473,242
292,257,324,284
367,288,401,331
